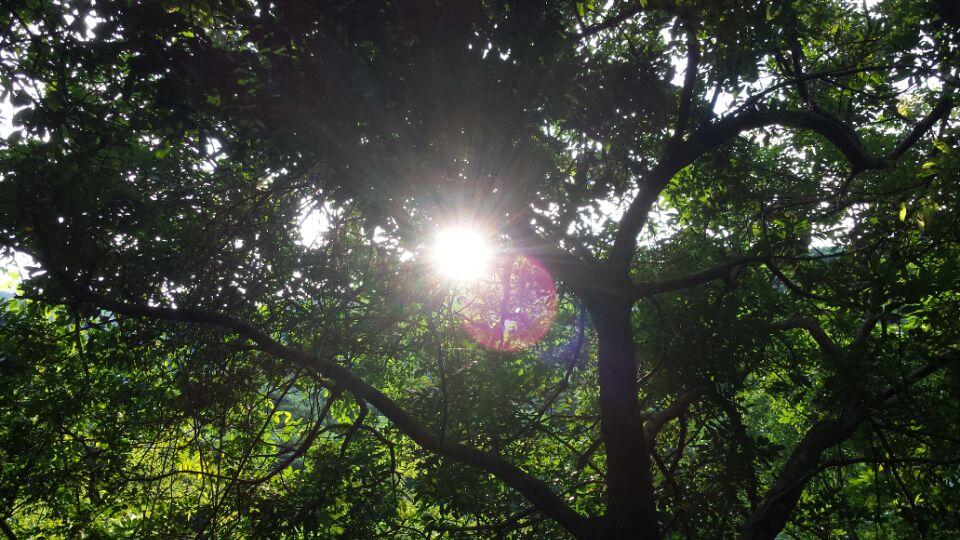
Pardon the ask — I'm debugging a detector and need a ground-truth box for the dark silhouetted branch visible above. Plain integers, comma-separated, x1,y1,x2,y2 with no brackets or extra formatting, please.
507,307,587,443
339,398,369,457
819,455,960,470
741,403,865,540
249,385,344,485
576,0,689,38
576,4,644,38
875,350,959,402
632,256,765,299
28,243,593,539
742,349,959,540
609,88,952,273
0,519,19,540
644,384,709,442
764,260,834,302
851,316,880,349
673,19,700,139
889,92,953,161
770,318,838,354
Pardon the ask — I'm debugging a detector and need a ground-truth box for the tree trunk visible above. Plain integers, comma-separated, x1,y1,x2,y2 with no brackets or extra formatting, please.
591,298,659,539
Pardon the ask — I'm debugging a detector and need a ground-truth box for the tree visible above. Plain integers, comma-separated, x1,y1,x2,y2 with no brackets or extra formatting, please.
1,0,959,538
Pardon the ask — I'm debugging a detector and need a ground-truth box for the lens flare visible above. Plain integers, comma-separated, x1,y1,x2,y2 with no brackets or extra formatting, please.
429,226,557,351
457,255,557,352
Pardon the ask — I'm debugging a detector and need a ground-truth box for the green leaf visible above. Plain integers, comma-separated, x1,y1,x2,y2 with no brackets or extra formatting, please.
766,4,782,20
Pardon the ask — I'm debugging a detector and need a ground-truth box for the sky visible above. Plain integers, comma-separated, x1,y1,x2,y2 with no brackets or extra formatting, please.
0,97,36,293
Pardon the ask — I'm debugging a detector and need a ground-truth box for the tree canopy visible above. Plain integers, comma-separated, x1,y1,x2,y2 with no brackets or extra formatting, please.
1,0,959,538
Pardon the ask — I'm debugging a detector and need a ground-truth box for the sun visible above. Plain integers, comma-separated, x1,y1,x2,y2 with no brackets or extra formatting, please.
430,226,494,282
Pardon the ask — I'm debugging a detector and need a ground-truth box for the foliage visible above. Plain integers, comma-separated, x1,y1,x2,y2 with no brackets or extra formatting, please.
0,0,959,538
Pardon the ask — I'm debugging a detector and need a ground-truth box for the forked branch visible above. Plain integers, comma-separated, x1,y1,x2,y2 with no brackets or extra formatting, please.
741,349,960,540
610,88,953,275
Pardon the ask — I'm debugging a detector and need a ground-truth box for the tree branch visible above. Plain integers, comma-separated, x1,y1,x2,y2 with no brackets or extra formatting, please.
763,259,834,303
819,455,960,470
711,391,760,509
507,307,587,443
608,87,952,275
673,18,700,140
644,383,709,442
609,180,664,270
741,349,959,540
724,91,954,174
875,350,959,402
704,108,883,173
575,4,644,38
632,256,765,299
0,519,18,540
770,318,838,355
339,397,369,457
575,0,689,38
611,103,876,268
888,91,954,161
28,248,593,539
244,385,343,486
741,403,865,540
735,63,911,113
850,316,880,349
